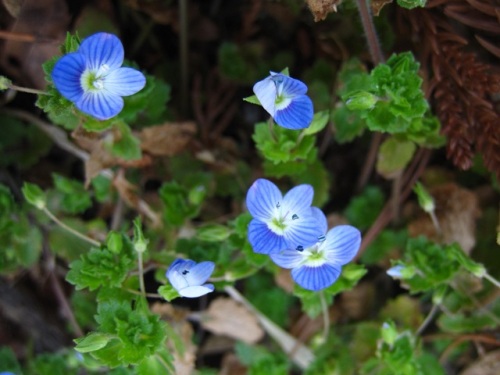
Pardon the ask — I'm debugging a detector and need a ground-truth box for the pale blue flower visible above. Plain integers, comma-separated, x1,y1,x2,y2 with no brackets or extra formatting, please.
253,72,313,129
386,265,405,278
52,32,146,120
270,222,361,291
246,178,326,255
166,259,215,298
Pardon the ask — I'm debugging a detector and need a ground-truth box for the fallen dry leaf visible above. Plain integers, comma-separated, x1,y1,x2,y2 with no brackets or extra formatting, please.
408,183,480,254
306,0,342,22
459,349,500,375
200,297,264,344
151,303,196,375
371,0,393,16
139,122,197,156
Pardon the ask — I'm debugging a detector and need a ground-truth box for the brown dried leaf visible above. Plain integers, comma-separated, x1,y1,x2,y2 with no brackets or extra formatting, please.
306,0,342,22
0,0,69,88
371,0,393,16
408,183,480,254
459,349,500,375
151,303,196,375
200,298,264,344
139,122,196,157
220,353,248,375
113,169,140,208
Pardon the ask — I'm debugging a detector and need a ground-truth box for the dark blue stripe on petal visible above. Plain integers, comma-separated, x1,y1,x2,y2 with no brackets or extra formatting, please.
248,219,287,254
279,74,308,96
292,264,341,291
274,95,313,129
246,178,282,221
76,91,123,120
52,53,86,101
104,67,146,96
79,32,124,71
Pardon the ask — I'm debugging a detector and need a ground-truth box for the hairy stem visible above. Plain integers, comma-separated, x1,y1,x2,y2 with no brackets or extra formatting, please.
42,207,101,247
8,83,48,95
484,272,500,288
137,250,146,296
416,303,439,336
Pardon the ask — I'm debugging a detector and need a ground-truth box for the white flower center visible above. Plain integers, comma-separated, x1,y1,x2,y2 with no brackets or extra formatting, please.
80,64,110,93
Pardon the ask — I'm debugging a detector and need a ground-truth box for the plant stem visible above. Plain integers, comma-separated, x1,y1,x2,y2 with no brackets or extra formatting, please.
8,83,48,95
319,291,330,343
416,303,439,336
429,210,441,235
179,0,189,117
224,286,315,369
484,272,500,288
137,250,146,296
42,207,101,247
355,0,384,66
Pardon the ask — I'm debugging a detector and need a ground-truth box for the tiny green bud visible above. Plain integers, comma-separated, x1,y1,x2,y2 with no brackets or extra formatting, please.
381,321,398,346
196,224,231,242
106,231,123,254
345,91,378,111
133,217,148,253
413,182,435,213
188,185,206,206
0,76,12,90
22,182,47,209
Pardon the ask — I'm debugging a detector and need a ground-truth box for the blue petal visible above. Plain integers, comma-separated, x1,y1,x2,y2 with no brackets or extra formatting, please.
282,184,314,215
284,208,326,251
79,32,124,71
386,265,404,278
292,263,341,291
185,261,215,285
166,259,195,278
246,178,282,221
311,207,328,236
253,76,277,117
271,74,308,96
248,219,287,254
167,270,189,291
179,284,214,298
270,249,305,269
52,52,86,102
104,67,146,96
322,225,361,265
75,91,124,120
274,95,314,130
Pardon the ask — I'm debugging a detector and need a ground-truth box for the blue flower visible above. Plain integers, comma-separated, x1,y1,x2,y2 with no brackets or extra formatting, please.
253,72,313,130
246,178,326,255
166,259,215,298
270,222,361,291
51,32,146,120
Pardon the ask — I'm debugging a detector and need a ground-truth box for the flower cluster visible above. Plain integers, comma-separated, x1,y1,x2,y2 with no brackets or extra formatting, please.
253,72,313,130
246,179,361,291
52,32,146,120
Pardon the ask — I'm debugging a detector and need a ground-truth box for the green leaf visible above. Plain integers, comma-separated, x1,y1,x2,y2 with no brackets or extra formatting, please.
0,346,22,374
331,105,366,143
243,94,261,105
52,173,92,214
106,231,123,254
66,239,135,291
136,346,174,375
397,0,426,9
376,137,416,179
344,186,385,231
91,174,112,202
302,110,330,136
159,181,201,226
158,284,180,301
291,159,331,207
196,224,232,242
344,91,378,111
438,312,498,333
0,75,12,90
75,332,112,353
106,121,142,161
22,182,47,209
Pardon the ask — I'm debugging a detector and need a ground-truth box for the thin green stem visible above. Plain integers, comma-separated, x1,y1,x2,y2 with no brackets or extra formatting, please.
42,207,101,247
416,303,439,336
9,83,48,95
484,272,500,288
319,291,330,343
137,251,146,297
429,210,441,235
268,116,277,142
